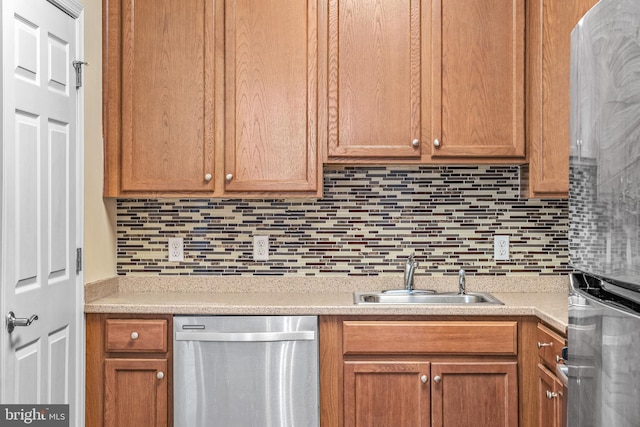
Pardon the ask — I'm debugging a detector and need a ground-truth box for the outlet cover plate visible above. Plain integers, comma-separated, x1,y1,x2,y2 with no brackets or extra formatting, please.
494,235,509,261
253,235,269,261
168,237,184,261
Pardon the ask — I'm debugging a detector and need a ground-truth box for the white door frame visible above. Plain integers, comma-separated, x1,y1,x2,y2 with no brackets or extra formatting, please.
0,0,84,423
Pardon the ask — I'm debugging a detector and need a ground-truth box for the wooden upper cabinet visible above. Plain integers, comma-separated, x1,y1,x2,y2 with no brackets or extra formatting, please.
525,0,598,198
104,0,322,197
327,0,425,160
326,0,526,162
222,0,323,195
431,0,525,158
103,0,216,196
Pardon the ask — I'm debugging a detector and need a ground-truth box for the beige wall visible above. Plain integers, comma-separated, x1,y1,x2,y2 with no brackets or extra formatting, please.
83,0,117,283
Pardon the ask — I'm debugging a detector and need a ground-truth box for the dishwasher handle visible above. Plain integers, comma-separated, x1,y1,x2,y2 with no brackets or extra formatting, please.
175,330,316,342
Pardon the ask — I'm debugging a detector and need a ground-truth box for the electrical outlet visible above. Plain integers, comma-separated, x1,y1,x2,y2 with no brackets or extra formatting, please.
494,235,509,261
168,237,184,261
253,235,269,261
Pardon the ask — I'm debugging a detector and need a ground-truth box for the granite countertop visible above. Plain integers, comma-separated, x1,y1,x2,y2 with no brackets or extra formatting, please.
85,275,570,332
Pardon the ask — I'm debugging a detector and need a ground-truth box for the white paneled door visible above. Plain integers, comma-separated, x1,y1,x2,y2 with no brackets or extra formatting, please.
1,0,84,425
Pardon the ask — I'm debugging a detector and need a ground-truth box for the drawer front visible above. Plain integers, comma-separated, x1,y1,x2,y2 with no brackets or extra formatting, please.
342,321,518,355
536,323,565,368
105,319,168,353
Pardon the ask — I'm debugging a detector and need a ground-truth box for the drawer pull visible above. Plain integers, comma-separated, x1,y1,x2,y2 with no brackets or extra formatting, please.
556,355,565,363
157,371,164,380
537,341,552,349
131,332,139,340
433,375,442,383
421,375,428,384
546,390,558,399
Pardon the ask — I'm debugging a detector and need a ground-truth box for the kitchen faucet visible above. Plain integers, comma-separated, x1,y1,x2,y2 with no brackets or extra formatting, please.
404,254,419,291
458,269,466,294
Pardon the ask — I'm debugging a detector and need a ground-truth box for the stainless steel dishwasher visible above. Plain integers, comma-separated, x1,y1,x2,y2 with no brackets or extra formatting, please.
173,315,319,427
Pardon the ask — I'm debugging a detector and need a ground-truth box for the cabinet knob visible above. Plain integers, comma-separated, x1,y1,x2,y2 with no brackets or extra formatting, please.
412,139,420,148
420,375,428,384
130,332,139,340
546,390,558,399
433,375,442,383
225,174,233,181
157,371,164,380
204,173,212,182
537,342,552,349
433,139,441,148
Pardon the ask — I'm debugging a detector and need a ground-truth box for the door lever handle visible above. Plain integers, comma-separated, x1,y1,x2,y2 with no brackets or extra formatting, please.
6,311,38,333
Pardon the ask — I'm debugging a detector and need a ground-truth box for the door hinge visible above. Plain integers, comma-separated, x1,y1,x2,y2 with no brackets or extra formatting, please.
72,60,88,89
76,248,83,274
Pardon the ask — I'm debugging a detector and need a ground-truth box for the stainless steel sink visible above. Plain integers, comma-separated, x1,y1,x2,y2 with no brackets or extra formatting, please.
353,291,503,305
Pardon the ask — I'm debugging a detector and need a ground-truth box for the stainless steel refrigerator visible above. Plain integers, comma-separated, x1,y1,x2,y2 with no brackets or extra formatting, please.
568,0,640,426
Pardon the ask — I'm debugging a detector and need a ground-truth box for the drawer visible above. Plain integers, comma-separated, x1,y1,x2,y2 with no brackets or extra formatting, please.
105,319,168,353
342,321,517,355
536,323,565,368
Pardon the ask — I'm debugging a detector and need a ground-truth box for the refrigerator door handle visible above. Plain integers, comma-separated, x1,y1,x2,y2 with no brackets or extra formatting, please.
175,330,316,342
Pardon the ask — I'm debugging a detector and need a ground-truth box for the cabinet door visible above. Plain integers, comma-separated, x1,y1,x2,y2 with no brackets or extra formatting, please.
327,0,424,159
431,0,525,158
431,361,518,427
525,0,599,197
105,0,216,194
223,0,320,194
104,358,168,427
344,361,430,427
537,364,564,427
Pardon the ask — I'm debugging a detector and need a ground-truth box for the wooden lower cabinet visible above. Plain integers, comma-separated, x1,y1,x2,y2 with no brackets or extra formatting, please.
321,316,522,427
86,314,172,427
431,362,518,427
104,359,168,427
537,364,564,427
535,322,567,427
85,314,541,427
343,359,517,427
344,361,431,426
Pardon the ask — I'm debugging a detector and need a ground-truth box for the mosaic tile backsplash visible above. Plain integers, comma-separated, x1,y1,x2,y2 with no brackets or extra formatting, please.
117,165,569,276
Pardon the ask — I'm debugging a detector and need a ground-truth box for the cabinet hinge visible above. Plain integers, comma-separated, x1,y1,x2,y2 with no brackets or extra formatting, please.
72,60,88,89
76,248,83,274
